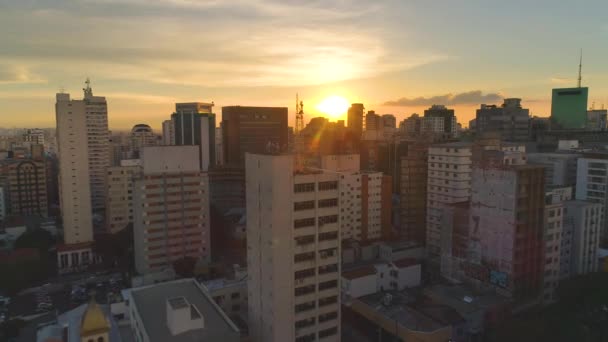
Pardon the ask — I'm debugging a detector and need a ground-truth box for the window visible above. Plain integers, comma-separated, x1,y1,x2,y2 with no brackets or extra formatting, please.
318,215,338,225
294,218,315,229
319,327,338,338
294,201,315,211
318,181,338,191
319,231,338,241
318,198,338,208
294,183,315,193
231,292,240,299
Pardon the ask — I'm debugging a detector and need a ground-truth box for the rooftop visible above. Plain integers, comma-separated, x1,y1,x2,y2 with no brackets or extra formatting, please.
431,142,473,148
130,279,239,342
342,266,377,280
392,258,419,269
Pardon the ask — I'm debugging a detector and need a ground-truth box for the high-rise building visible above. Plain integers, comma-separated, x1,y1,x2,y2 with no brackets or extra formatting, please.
221,106,288,166
527,153,580,189
55,88,94,246
382,114,397,130
551,87,589,129
162,119,175,145
575,155,608,243
424,105,457,137
4,159,48,217
130,124,158,158
542,188,565,304
586,109,607,131
399,141,429,243
427,143,473,259
468,164,546,301
105,159,140,234
475,98,530,141
400,114,422,135
246,153,340,342
133,146,210,275
321,154,392,242
347,103,364,139
0,187,5,222
563,200,602,275
22,128,45,147
172,102,216,171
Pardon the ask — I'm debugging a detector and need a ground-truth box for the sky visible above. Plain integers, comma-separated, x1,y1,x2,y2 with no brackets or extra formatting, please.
1,0,608,130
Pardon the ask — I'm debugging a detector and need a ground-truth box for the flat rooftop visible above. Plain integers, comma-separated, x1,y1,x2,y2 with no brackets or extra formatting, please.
130,279,239,342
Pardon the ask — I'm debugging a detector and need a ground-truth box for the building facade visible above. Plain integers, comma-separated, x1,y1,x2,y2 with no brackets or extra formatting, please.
133,146,211,275
424,105,457,137
172,102,216,171
475,98,530,141
575,156,608,243
222,106,288,166
246,153,341,342
551,87,589,129
5,159,48,217
563,200,602,276
162,119,175,146
105,160,140,234
130,124,158,158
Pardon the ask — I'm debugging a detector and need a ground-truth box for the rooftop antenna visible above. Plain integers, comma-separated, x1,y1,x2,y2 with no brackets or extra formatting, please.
295,93,304,134
577,48,583,88
83,77,93,97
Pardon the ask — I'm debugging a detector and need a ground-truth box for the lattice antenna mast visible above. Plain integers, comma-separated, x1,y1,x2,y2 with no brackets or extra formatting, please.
295,93,304,134
578,49,583,88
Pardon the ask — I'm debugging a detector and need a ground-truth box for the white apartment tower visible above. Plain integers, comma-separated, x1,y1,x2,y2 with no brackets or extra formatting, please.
246,153,341,342
133,146,211,275
105,159,140,234
427,143,473,259
162,119,175,146
575,156,608,243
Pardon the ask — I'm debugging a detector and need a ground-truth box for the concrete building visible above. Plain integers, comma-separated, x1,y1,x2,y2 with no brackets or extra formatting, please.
222,106,288,166
475,98,530,141
400,114,422,136
56,83,103,253
321,155,392,242
575,156,608,243
551,87,589,129
468,164,546,301
563,200,602,276
130,124,158,158
347,103,364,141
162,119,175,145
341,259,421,298
0,187,5,222
133,146,210,275
208,167,245,213
542,188,565,304
4,159,48,217
129,279,241,342
23,128,45,147
527,153,579,189
399,140,429,243
105,160,140,234
424,105,457,137
246,153,341,342
427,142,473,259
172,102,216,171
587,109,607,131
200,266,248,317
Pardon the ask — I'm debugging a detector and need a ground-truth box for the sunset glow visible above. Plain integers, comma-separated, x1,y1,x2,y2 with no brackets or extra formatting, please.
316,96,350,120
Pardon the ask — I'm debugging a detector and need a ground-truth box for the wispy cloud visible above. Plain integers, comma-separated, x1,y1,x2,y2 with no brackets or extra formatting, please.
0,64,46,84
384,90,503,106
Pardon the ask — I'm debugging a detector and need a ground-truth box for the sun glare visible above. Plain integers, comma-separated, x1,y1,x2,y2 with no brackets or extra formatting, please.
316,95,350,120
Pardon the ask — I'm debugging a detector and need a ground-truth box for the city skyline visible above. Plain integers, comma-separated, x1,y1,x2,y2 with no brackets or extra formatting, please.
2,0,608,129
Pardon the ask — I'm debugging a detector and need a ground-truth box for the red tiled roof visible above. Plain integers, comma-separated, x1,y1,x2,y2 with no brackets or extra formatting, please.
392,258,419,269
342,266,376,280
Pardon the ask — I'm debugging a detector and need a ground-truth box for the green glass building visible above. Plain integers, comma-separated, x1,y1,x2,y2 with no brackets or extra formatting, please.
551,87,588,129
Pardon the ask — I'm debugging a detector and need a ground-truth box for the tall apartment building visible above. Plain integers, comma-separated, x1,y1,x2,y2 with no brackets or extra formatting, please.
5,159,48,217
162,119,175,145
0,187,5,222
475,98,530,141
172,102,216,171
468,164,546,301
133,146,210,275
563,200,602,276
130,124,158,158
542,188,565,304
246,153,341,342
399,141,429,243
222,106,288,166
427,143,473,258
527,153,580,189
321,154,391,242
105,159,140,234
55,89,94,246
424,105,457,137
55,80,109,217
347,103,364,139
575,155,608,243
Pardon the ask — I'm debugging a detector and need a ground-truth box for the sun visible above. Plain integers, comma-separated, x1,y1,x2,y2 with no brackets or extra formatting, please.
316,95,349,120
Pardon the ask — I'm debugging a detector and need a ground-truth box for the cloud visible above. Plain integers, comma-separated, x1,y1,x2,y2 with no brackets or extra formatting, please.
550,77,574,85
0,0,445,87
0,64,46,84
384,90,503,106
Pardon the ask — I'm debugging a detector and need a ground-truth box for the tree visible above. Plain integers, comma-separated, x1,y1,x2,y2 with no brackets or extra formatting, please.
0,319,26,340
14,229,54,255
173,256,197,278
